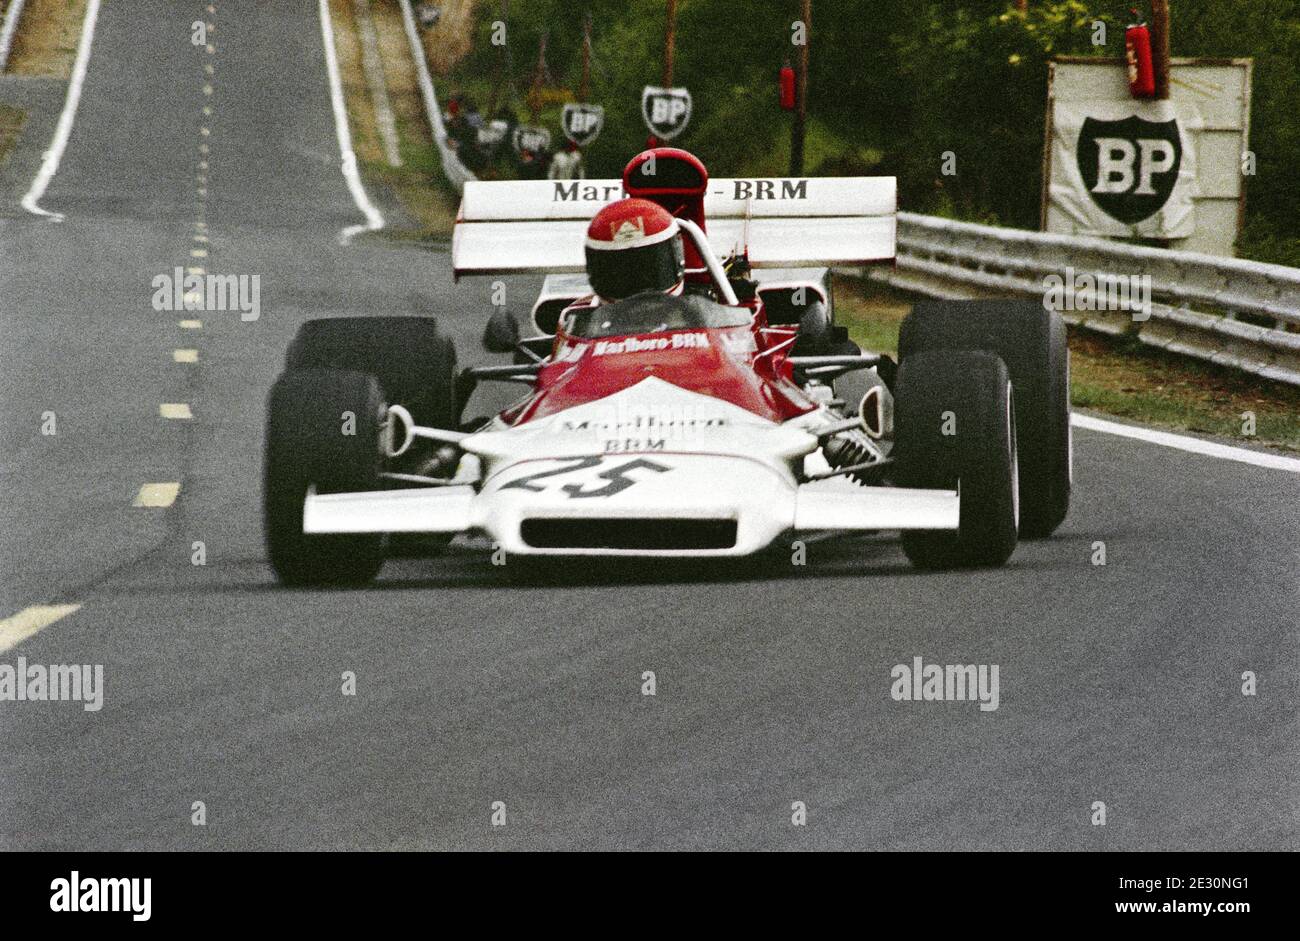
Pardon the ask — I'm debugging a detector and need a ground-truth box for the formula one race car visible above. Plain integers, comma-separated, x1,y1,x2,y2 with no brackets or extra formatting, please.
263,148,1070,585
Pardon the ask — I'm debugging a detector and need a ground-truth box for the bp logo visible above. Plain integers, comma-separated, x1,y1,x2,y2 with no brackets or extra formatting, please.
562,103,604,147
641,86,691,140
511,125,551,155
1077,115,1182,225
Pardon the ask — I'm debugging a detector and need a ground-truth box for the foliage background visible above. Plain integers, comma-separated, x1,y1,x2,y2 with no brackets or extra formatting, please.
435,0,1300,265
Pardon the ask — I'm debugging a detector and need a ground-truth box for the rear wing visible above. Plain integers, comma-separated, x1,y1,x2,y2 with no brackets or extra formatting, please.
451,177,896,278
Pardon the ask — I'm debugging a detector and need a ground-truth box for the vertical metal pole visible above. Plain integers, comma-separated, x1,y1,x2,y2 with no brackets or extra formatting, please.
488,0,510,116
580,12,591,102
790,0,810,175
1150,0,1171,100
529,32,547,123
663,0,677,87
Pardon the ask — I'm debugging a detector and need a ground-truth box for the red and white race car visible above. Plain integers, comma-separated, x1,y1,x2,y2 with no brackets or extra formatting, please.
263,148,1070,585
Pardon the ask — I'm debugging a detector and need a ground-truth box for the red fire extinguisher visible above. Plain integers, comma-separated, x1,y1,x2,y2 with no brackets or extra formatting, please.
1126,21,1155,98
779,64,796,111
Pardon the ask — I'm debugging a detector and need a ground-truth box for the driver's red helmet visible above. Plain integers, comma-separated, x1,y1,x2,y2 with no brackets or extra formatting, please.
584,198,685,302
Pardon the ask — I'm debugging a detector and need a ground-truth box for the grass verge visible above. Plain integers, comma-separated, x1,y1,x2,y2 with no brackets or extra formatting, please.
6,0,87,77
0,103,27,165
332,0,458,239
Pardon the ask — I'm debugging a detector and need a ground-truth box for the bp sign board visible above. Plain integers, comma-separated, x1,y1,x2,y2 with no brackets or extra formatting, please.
641,86,691,140
1044,58,1252,256
512,125,551,155
477,119,508,149
562,103,604,147
1076,114,1184,225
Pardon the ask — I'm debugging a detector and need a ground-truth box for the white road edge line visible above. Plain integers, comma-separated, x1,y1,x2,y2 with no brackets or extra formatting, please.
20,0,102,221
318,0,384,245
1072,413,1300,474
0,604,82,655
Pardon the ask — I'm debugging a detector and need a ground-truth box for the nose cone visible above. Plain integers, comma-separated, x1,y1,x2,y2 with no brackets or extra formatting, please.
476,451,798,556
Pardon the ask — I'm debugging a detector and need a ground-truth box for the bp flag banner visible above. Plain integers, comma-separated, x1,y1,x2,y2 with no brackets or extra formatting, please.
562,103,604,147
1050,99,1201,238
641,86,691,140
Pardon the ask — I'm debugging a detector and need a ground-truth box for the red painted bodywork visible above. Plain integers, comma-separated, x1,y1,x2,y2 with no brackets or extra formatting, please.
502,314,816,426
622,148,711,284
500,149,822,428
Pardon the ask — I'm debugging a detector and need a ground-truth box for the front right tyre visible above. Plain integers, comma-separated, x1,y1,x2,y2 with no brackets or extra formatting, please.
264,367,386,586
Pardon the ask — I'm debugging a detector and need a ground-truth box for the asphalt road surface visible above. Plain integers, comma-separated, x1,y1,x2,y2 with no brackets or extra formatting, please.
0,1,1296,851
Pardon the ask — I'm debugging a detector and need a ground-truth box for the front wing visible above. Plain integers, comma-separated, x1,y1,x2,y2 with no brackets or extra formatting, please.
303,453,958,557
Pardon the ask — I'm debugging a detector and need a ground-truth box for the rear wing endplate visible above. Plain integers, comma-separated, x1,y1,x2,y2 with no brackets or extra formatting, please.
452,177,896,277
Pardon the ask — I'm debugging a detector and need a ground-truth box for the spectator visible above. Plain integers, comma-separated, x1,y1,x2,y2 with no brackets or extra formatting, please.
416,4,441,31
548,141,584,180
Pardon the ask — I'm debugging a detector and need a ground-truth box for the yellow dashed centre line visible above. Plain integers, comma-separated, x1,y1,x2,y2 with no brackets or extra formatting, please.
133,483,181,507
0,605,83,655
144,13,211,519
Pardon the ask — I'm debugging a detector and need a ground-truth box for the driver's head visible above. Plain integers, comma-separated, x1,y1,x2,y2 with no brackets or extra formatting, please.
584,198,685,302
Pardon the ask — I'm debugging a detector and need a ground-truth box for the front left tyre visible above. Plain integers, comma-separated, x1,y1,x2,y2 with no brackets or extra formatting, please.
264,367,386,586
899,299,1070,537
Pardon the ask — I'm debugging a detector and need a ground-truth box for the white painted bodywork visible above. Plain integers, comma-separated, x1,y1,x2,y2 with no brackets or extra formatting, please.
453,177,897,276
304,377,958,556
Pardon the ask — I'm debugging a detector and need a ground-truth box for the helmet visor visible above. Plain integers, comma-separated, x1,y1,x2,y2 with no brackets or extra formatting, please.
586,235,684,301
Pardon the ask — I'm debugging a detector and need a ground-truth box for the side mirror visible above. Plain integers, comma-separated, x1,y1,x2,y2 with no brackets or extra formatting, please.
483,307,521,353
858,384,892,440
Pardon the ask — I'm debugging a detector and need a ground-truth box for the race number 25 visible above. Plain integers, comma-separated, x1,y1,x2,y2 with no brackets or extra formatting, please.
500,457,671,498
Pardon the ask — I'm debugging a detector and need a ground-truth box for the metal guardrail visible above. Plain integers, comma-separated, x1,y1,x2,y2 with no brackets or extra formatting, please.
398,0,476,194
872,212,1300,386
